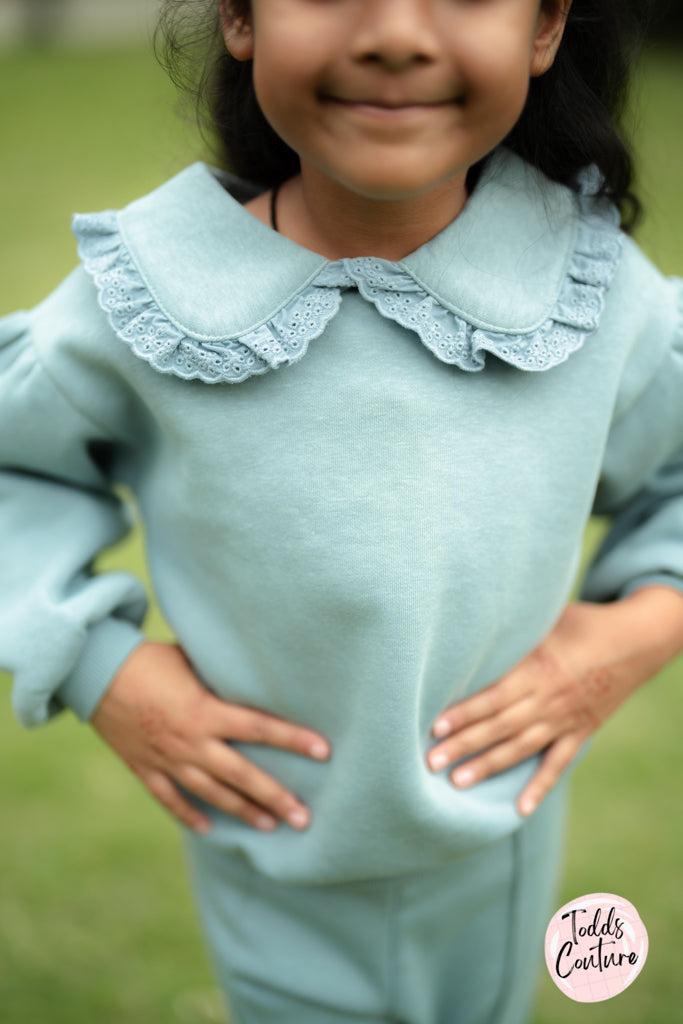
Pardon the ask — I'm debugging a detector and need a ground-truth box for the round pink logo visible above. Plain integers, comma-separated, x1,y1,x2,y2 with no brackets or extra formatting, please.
545,893,648,1003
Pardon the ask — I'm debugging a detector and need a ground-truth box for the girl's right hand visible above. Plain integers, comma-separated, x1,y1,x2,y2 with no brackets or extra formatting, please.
90,641,331,834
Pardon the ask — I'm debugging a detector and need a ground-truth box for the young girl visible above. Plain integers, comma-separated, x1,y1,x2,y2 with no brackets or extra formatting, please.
2,1,683,1021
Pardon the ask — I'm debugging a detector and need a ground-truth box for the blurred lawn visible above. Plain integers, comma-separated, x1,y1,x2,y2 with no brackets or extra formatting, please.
0,42,682,1024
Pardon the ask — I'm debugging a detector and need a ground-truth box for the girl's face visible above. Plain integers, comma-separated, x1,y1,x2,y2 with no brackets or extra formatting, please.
223,0,569,203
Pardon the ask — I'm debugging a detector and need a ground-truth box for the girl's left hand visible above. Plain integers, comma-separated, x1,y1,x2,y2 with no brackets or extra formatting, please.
427,587,683,817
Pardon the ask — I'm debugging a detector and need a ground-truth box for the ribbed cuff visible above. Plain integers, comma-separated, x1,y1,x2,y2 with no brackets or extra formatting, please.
619,574,683,599
582,572,683,604
55,617,146,721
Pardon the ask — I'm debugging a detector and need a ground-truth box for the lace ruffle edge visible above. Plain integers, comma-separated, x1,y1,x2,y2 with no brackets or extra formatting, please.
74,198,622,383
332,200,622,373
73,212,342,384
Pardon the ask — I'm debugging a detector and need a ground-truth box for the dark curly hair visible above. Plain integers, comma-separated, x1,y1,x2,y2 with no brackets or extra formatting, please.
155,0,648,230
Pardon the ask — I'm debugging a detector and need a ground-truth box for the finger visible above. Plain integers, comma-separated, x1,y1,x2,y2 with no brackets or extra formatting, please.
449,722,554,788
140,767,212,833
174,764,283,831
428,697,535,771
184,745,312,830
516,734,586,816
431,672,533,738
210,701,331,761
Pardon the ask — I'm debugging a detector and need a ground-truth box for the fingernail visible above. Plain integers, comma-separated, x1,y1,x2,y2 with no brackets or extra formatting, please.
432,718,450,737
519,797,536,816
429,752,448,771
287,807,310,829
453,767,475,787
194,820,212,834
256,813,278,831
309,741,330,760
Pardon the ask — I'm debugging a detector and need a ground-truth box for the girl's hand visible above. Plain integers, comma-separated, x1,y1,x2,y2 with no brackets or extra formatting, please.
91,641,331,834
427,587,683,817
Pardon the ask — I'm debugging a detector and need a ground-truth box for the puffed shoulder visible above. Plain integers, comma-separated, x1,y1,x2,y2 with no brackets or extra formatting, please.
585,267,683,516
71,150,624,384
600,242,683,423
0,310,33,365
0,313,28,392
0,270,149,445
581,274,683,602
0,294,130,485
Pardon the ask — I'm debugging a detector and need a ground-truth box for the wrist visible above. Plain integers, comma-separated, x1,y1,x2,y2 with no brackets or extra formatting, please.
56,618,148,722
616,585,683,662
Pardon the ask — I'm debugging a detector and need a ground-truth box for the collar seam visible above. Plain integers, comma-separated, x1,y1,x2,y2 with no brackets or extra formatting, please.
119,211,331,342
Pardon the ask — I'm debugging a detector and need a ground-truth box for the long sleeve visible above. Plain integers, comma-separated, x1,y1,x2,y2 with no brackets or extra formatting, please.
0,283,148,728
582,275,683,601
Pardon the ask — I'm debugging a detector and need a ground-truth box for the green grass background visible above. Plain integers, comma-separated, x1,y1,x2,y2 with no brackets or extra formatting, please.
0,42,682,1024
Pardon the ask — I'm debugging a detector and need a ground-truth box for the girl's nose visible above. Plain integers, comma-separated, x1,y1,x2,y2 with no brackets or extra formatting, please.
350,0,440,70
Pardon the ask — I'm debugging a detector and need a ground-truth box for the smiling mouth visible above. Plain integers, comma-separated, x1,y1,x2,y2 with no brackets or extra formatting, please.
324,94,466,112
324,96,465,117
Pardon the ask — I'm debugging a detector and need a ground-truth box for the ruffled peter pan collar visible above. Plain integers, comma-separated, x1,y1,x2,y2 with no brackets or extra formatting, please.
72,149,623,384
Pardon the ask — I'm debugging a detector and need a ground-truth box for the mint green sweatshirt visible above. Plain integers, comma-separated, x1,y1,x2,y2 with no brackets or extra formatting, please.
1,150,682,883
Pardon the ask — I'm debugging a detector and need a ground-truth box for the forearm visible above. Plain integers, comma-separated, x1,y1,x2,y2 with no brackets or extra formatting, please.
602,584,683,683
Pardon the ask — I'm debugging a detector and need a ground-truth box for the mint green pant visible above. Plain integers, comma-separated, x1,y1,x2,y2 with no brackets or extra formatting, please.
183,784,566,1024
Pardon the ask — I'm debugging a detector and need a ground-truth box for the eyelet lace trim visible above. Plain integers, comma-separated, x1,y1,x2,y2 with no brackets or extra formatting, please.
73,212,342,383
74,197,622,383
